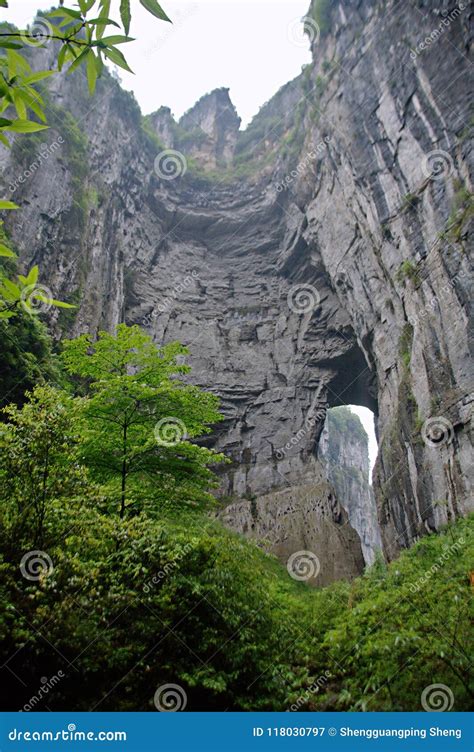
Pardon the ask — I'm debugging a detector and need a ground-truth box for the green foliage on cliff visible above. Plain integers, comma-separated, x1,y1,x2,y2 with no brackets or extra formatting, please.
0,237,61,406
313,516,473,711
327,405,368,444
0,307,60,408
308,0,333,37
396,259,420,286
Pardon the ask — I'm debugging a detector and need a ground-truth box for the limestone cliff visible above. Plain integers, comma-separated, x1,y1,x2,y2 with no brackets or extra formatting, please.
146,88,241,169
319,407,381,565
1,0,472,581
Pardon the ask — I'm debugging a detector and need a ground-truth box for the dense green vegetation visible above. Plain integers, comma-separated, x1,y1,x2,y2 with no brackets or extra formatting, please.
0,305,59,407
61,325,225,517
0,241,62,406
0,325,472,711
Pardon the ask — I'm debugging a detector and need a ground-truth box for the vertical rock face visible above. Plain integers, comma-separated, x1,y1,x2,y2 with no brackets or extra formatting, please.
0,0,472,581
319,407,382,565
179,88,241,168
218,466,365,587
147,88,241,169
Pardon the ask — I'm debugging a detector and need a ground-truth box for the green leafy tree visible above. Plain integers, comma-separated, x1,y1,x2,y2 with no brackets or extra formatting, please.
62,324,225,517
0,384,99,548
0,303,61,406
0,0,171,315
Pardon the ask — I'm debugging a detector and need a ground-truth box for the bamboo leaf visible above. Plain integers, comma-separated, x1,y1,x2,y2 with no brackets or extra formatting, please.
0,243,16,257
139,0,171,23
86,50,98,93
120,0,131,35
5,119,48,133
99,35,134,45
25,265,39,286
103,46,133,74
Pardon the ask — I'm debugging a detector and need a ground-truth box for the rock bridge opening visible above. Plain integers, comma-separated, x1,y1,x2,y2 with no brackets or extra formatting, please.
319,404,381,566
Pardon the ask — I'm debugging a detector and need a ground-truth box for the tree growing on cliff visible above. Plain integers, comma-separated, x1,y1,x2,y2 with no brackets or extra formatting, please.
61,324,225,517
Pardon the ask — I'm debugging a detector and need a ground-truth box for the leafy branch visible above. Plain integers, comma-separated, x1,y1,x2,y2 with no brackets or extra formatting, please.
0,0,171,318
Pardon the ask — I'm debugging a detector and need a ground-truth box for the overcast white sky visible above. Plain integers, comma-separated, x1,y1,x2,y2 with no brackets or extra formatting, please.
2,0,378,469
3,0,312,126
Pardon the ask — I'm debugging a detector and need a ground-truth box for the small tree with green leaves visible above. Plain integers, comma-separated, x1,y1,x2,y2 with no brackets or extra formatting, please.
0,384,99,549
62,324,225,517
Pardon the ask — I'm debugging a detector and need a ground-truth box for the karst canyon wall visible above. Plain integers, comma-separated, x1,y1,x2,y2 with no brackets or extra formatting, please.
1,0,472,585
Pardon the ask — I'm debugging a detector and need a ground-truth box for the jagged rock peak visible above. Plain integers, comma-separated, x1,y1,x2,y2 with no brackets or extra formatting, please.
147,88,241,169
